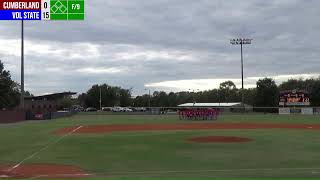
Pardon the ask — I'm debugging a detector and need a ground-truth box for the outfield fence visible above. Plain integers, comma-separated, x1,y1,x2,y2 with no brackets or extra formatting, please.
0,110,25,123
26,111,77,120
80,106,320,116
3,106,318,123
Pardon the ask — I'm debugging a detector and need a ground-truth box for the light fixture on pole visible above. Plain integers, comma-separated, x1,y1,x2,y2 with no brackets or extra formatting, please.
230,38,252,105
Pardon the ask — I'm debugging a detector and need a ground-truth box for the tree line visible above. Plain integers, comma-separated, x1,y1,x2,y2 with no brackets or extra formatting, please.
79,77,320,109
1,59,320,110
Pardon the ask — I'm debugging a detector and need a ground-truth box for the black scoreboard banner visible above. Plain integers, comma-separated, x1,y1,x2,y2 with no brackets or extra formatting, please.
279,90,310,106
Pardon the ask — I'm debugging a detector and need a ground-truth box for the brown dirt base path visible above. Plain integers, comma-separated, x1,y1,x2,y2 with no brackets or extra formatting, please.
55,123,320,135
0,164,90,178
187,136,253,143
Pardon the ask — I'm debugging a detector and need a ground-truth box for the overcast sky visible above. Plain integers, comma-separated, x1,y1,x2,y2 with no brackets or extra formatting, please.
0,0,320,96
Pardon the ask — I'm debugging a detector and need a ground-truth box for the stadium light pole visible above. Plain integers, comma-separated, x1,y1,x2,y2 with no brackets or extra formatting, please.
230,38,252,106
99,86,102,111
20,20,24,110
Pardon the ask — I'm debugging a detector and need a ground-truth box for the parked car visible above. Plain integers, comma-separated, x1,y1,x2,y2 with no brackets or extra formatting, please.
62,108,69,112
111,106,124,112
123,107,133,112
71,105,84,112
102,107,111,111
134,107,147,112
85,107,97,112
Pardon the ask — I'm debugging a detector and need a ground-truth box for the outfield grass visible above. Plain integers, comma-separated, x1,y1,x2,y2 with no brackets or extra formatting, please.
1,113,320,178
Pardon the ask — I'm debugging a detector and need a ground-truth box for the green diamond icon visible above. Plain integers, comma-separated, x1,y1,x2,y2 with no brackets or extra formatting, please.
59,5,67,13
51,5,58,13
55,1,62,7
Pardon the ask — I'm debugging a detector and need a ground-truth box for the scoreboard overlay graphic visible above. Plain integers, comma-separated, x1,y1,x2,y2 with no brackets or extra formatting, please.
0,0,84,20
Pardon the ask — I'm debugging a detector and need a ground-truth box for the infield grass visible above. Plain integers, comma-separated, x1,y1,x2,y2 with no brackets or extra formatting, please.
1,113,320,178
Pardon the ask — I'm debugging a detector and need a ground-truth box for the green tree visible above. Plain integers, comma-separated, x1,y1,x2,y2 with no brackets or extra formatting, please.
167,92,177,107
152,91,169,107
58,96,75,110
243,88,256,106
82,84,132,108
0,60,20,109
219,81,236,90
219,81,240,103
310,78,320,106
278,78,305,91
24,91,33,97
278,77,320,106
133,94,150,107
119,88,132,107
176,91,193,105
255,78,279,111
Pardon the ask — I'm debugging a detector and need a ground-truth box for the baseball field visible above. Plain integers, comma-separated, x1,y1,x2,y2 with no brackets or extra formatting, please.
1,113,320,178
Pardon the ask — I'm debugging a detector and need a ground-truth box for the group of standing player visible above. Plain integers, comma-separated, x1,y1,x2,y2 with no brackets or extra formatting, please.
178,108,220,120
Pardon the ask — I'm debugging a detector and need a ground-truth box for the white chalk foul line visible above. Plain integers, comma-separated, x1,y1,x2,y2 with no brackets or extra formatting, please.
6,125,83,172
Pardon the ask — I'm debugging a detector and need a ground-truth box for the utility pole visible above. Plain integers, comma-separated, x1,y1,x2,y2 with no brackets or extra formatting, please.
20,20,24,110
99,86,102,111
217,89,220,106
230,38,252,106
144,88,151,109
188,89,199,107
148,89,151,109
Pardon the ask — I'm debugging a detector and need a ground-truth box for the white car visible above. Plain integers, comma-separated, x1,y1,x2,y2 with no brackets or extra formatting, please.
123,107,133,112
111,106,124,112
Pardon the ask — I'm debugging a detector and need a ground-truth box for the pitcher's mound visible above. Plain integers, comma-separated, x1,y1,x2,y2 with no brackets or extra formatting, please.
187,136,252,143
